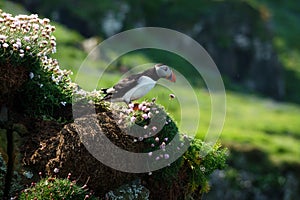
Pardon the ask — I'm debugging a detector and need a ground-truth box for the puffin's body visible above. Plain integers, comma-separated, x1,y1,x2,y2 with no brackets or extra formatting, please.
101,64,176,104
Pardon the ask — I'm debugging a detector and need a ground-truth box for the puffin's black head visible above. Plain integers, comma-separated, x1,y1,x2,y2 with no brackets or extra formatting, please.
154,63,176,82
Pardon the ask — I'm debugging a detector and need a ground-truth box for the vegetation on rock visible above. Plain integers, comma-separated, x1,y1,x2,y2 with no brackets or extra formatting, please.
19,175,96,200
0,10,228,199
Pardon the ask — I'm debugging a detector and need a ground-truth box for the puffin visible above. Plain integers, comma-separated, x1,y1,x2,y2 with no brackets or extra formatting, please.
101,64,176,104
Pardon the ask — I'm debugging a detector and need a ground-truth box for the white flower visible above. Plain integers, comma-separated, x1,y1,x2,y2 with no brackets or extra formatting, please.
152,126,157,132
16,41,22,48
138,104,143,110
24,36,30,42
53,168,59,173
42,18,50,24
2,43,9,48
32,23,39,30
0,34,7,41
148,152,153,156
142,113,148,119
160,142,166,150
29,72,34,79
141,106,147,111
164,154,170,159
12,43,19,50
130,116,136,122
60,101,66,106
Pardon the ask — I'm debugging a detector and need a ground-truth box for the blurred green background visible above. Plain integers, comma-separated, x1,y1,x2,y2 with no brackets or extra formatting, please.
1,0,300,199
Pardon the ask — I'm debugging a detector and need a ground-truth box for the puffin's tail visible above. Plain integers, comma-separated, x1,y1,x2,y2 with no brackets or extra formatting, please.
100,88,112,101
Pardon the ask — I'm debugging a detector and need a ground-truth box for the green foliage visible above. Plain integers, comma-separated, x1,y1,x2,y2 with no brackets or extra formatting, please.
19,177,97,200
184,139,228,193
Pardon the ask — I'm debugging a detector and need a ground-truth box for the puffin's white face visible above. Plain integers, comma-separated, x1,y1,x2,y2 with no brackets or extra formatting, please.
155,64,176,82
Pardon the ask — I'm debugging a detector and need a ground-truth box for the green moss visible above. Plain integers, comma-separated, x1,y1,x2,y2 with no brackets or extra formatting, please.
19,177,97,200
184,140,228,193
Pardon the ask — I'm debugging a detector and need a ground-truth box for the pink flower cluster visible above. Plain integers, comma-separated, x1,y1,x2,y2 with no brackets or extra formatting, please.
128,101,154,120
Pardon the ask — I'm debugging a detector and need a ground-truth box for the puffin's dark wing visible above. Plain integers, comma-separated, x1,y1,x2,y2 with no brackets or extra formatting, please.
101,67,157,101
112,74,141,98
102,73,142,101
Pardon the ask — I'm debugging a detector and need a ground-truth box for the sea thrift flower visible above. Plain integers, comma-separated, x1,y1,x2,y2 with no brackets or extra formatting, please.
138,104,143,110
141,106,147,111
0,34,7,41
160,142,166,150
152,126,157,132
130,116,136,122
155,137,159,142
142,113,148,119
164,154,170,159
148,152,153,156
24,36,30,42
2,43,8,48
53,168,59,173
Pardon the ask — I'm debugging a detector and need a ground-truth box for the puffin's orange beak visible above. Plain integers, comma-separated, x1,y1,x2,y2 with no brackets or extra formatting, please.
166,71,176,82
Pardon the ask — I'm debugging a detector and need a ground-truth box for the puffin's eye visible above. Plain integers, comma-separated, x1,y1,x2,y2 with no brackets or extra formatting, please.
163,66,168,71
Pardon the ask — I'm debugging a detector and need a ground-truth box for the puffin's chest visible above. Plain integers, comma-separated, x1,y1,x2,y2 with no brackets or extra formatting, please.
123,76,156,102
